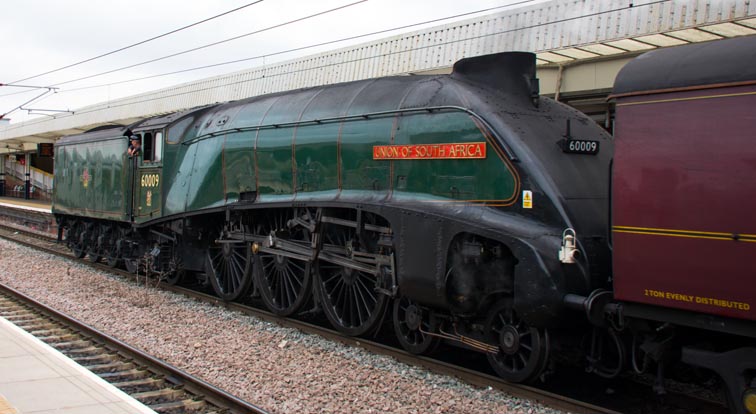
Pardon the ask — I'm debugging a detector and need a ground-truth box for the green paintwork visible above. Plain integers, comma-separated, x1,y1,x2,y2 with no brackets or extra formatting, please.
294,122,341,200
340,118,392,198
224,130,257,200
392,112,516,202
53,136,129,221
162,136,196,214
257,127,295,201
184,137,225,212
160,108,518,218
53,106,518,225
133,166,162,223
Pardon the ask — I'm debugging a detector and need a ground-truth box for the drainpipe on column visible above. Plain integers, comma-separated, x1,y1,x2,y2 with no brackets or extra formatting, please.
554,64,565,102
24,154,30,200
0,154,5,197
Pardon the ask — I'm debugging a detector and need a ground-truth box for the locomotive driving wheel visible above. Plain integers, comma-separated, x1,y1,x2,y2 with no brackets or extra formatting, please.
162,243,184,286
254,210,313,316
393,296,440,355
315,214,389,336
485,299,549,383
205,222,254,301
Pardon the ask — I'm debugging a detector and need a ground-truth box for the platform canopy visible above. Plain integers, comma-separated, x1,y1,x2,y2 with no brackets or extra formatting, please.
1,0,755,152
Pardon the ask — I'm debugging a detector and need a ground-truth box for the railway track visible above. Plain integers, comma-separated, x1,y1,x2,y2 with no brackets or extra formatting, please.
0,221,727,414
0,282,267,414
0,203,56,234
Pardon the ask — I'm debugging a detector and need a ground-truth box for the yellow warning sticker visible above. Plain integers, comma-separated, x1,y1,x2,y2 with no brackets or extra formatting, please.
523,190,533,209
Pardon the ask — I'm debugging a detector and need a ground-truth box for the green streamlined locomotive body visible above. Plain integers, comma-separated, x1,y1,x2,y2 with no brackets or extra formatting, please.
54,52,613,382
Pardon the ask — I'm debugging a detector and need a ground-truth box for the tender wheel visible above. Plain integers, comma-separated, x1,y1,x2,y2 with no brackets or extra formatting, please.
254,210,313,316
486,299,549,383
105,247,120,267
68,221,87,259
101,225,120,267
205,223,254,301
315,218,389,336
86,224,102,263
393,296,440,355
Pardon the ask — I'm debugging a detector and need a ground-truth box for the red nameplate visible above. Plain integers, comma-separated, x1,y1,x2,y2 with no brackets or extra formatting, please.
373,142,486,160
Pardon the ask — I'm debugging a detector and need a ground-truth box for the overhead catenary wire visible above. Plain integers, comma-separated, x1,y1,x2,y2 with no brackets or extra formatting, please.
60,0,537,93
0,89,56,120
0,1,530,99
1,0,668,128
0,0,362,101
6,0,266,86
48,0,368,88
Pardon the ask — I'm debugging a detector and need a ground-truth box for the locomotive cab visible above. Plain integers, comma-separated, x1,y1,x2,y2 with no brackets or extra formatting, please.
128,118,172,223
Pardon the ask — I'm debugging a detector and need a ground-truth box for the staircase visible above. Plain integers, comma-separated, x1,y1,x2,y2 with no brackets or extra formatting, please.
3,163,53,201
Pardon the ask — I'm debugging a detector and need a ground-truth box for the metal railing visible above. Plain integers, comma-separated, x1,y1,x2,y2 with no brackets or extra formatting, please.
4,162,53,192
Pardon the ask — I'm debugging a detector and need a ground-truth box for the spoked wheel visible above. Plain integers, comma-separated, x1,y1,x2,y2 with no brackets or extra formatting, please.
162,268,184,286
315,218,389,336
162,242,184,286
254,210,313,316
67,221,87,259
86,224,102,263
393,296,440,355
486,299,549,383
205,222,254,301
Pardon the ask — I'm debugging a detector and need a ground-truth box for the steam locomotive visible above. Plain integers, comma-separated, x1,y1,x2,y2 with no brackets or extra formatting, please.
52,35,756,413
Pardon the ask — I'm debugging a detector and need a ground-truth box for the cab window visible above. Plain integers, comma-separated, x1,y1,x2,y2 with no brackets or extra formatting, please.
143,132,153,162
141,131,163,163
154,132,163,162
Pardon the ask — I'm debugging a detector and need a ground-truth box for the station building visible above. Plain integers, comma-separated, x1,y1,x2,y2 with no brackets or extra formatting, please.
1,0,754,200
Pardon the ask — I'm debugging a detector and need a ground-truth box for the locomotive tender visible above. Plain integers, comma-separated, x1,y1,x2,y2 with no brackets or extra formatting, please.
52,37,756,413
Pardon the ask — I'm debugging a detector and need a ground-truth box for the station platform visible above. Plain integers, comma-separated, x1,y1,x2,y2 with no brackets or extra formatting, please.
0,317,155,414
0,197,51,214
0,197,55,235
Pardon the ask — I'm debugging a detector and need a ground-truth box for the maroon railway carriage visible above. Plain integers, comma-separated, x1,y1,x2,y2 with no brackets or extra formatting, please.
609,36,756,413
611,36,756,323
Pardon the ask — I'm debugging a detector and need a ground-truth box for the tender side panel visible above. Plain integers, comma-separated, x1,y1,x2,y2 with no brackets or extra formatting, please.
612,84,756,321
53,137,128,221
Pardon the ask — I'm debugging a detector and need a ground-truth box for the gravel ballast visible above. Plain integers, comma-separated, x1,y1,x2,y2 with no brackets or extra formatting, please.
0,239,567,414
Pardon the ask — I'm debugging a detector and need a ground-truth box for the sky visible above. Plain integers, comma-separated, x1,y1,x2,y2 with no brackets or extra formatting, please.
0,0,543,125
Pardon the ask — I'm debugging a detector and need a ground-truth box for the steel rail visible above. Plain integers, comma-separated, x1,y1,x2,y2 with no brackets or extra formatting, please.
0,223,621,414
0,281,268,414
2,222,728,414
0,223,731,413
177,286,622,414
